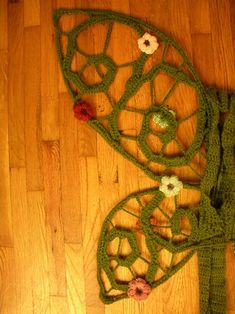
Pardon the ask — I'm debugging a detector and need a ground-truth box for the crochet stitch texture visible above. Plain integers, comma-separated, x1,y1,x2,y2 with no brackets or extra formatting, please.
53,8,235,314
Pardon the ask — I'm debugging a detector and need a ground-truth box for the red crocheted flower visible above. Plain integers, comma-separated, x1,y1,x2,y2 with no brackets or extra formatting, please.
127,278,151,301
73,101,95,121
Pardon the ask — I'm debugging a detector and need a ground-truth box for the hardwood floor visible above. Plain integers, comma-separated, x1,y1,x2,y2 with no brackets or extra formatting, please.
0,0,234,313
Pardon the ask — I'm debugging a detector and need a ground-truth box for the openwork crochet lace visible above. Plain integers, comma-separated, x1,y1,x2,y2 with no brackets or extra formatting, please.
53,8,235,314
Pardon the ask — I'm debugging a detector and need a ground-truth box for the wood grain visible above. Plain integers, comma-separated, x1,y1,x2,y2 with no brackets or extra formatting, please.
27,191,50,313
24,0,40,27
0,0,8,50
0,49,12,247
8,1,25,167
40,0,59,140
79,157,105,314
24,26,43,191
0,1,234,313
42,140,66,297
10,168,33,313
0,248,16,313
189,0,211,34
59,93,83,243
65,243,86,314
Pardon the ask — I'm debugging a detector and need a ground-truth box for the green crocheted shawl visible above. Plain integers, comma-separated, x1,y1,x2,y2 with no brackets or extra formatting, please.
53,8,235,314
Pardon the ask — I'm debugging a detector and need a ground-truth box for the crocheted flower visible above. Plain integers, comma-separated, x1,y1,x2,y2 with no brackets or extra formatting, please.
73,100,95,121
153,110,176,128
137,33,159,54
159,175,183,197
127,278,151,301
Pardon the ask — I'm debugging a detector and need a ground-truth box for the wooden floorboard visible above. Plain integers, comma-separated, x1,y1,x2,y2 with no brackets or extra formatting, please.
0,0,234,313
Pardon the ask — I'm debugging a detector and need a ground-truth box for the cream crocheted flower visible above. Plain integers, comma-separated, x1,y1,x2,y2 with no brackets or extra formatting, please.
153,110,176,128
138,32,159,54
159,175,183,197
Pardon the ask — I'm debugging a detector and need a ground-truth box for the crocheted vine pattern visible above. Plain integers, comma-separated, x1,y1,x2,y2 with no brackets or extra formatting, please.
53,9,235,313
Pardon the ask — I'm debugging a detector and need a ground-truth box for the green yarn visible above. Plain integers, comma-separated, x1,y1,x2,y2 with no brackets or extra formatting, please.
53,8,235,313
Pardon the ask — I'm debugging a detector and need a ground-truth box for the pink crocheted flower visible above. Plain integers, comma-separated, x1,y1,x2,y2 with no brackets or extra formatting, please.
73,100,94,121
127,278,151,301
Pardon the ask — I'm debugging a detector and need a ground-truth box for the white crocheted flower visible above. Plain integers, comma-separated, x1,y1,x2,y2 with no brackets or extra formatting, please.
159,175,183,197
153,110,176,128
138,33,159,54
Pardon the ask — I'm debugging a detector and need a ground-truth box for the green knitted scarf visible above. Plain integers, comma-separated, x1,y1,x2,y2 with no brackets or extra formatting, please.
53,8,235,313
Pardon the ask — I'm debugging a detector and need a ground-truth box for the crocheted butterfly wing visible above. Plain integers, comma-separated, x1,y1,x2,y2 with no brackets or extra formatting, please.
53,8,208,184
96,185,225,303
97,188,196,303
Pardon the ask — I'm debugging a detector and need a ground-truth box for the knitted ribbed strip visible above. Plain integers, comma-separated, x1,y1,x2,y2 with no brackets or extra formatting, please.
198,241,226,314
